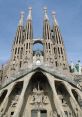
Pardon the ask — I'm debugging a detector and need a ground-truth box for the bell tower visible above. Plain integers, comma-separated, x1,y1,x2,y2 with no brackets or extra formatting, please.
43,7,54,67
9,7,69,75
11,12,24,72
23,7,33,69
51,11,68,70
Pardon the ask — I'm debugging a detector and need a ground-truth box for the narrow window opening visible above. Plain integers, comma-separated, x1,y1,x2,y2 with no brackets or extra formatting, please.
20,61,22,68
29,43,30,49
15,48,17,54
18,47,20,54
55,61,58,67
46,43,47,49
61,48,63,54
49,43,50,49
58,47,60,54
11,112,14,115
20,48,23,59
26,43,28,49
54,47,56,54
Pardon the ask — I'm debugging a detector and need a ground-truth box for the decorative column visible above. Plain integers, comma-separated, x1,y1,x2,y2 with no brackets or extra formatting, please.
44,72,65,117
38,111,40,117
13,72,34,117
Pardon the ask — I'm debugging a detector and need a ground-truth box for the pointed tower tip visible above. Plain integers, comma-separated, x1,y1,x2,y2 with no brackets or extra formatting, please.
44,6,47,12
27,6,32,20
18,11,24,26
52,11,56,17
20,11,24,16
52,11,58,26
28,6,32,11
43,7,49,20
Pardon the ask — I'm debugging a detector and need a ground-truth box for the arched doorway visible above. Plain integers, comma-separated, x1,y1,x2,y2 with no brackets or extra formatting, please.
21,71,56,117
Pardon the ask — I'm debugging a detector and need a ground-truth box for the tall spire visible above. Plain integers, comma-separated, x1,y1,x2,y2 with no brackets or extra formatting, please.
18,11,24,26
44,7,49,20
52,11,68,70
23,7,33,68
27,7,32,20
25,6,33,39
43,7,51,39
43,7,54,67
52,11,58,26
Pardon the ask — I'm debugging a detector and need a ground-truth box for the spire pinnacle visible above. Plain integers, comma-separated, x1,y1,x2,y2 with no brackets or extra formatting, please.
52,11,58,26
18,11,24,26
44,7,49,20
27,7,32,20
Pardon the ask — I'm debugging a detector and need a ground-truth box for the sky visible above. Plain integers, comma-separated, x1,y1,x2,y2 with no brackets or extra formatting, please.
0,0,82,65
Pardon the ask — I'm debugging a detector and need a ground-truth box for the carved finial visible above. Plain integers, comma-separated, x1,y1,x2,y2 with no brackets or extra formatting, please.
18,11,24,26
27,7,32,20
44,7,49,20
44,7,47,13
52,11,58,26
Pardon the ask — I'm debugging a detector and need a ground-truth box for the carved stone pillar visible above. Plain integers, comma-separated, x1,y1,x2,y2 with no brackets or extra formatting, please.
38,111,40,117
44,72,65,117
13,72,34,117
63,81,82,117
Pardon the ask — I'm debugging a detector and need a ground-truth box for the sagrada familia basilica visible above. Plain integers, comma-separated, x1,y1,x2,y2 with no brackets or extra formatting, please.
0,7,82,117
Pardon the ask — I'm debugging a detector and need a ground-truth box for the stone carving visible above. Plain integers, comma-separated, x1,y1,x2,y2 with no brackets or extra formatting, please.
30,87,48,109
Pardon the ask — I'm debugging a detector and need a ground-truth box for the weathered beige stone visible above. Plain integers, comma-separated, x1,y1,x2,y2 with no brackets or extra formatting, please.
0,7,82,117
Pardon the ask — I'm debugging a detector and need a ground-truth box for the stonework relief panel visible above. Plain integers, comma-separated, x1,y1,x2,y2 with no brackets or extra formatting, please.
23,87,55,117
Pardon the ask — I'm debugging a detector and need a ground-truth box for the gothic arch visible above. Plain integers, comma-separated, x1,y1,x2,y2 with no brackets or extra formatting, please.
33,40,43,52
33,39,43,45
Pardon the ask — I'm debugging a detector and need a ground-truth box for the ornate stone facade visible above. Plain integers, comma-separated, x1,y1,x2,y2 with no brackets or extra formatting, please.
0,7,82,117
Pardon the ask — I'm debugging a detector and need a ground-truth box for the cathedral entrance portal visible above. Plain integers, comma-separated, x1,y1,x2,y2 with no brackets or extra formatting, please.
31,110,47,117
21,71,56,117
